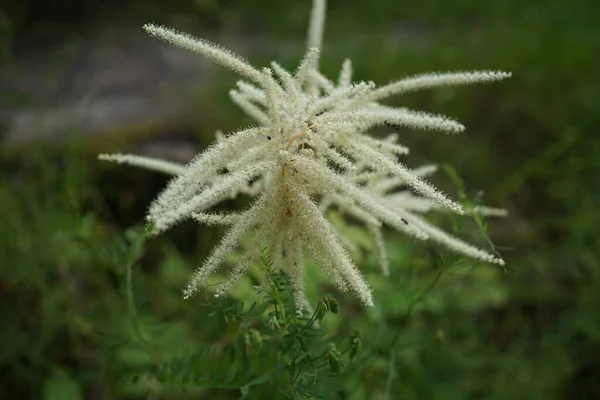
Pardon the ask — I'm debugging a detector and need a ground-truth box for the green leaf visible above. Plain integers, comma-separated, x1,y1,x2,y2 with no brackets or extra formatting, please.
118,346,153,366
245,373,271,387
157,363,170,383
253,302,269,317
42,369,82,400
182,373,192,385
225,362,239,385
247,301,257,314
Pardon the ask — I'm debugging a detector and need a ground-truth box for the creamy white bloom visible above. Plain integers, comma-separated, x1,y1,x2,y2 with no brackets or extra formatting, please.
322,154,507,276
99,0,510,310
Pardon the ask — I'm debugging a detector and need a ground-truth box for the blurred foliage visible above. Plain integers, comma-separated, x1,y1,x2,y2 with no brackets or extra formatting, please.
1,0,600,398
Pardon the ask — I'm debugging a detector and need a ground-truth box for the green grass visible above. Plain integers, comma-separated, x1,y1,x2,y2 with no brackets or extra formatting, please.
1,0,599,398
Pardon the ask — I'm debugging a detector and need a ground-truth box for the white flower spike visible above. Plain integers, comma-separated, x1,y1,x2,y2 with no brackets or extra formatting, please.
99,0,510,311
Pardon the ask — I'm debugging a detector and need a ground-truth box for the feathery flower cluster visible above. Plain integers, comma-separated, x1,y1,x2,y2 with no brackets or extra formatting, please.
99,0,510,311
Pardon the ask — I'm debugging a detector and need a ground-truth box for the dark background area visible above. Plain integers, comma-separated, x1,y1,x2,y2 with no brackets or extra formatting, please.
1,0,599,398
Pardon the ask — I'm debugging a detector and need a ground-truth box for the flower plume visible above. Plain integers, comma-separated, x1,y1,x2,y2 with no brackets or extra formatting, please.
100,0,510,311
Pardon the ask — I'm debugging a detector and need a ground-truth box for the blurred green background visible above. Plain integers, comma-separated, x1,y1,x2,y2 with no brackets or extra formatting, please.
1,0,599,398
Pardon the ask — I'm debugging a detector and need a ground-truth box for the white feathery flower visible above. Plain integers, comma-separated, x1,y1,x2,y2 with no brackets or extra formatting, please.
322,160,507,275
98,153,187,176
99,0,510,310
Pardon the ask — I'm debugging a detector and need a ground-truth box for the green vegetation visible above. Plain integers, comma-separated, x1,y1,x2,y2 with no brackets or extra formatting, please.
1,0,599,398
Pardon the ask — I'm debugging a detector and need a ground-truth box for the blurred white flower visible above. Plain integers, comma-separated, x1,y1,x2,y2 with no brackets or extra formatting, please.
99,0,510,311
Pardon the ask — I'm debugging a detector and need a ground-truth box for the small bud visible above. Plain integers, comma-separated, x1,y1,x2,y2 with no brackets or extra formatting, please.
267,315,280,330
299,148,315,157
315,299,328,320
325,297,339,314
327,343,344,373
349,337,362,360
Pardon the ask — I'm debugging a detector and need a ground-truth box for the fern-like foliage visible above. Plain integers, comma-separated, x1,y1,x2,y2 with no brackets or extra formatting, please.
127,246,363,399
